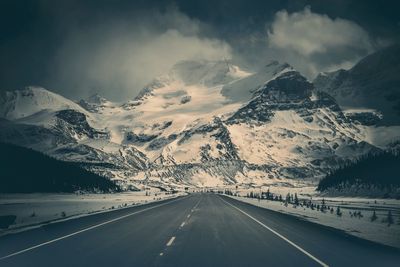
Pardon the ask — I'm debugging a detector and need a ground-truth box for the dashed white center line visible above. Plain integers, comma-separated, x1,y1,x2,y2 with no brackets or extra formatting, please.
166,236,176,247
157,196,203,257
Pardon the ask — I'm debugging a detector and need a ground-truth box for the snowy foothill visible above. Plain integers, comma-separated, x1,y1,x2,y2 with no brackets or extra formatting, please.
0,189,187,236
221,188,400,249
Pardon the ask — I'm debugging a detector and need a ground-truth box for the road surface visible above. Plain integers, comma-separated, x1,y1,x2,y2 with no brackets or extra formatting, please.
0,193,399,266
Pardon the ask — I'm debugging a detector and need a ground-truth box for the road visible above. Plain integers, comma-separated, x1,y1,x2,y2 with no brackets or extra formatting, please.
0,193,399,266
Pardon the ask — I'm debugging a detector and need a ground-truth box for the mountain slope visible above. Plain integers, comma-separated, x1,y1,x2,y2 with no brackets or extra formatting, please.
0,87,89,120
314,44,400,125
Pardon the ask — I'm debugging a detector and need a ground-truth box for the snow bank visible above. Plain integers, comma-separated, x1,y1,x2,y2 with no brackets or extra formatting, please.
0,190,186,235
226,194,400,249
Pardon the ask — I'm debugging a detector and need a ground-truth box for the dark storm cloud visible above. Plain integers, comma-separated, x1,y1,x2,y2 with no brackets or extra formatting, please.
265,7,377,77
48,6,231,100
0,0,399,100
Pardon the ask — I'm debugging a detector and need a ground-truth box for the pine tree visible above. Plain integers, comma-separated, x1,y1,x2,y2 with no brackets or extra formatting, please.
370,210,378,222
387,210,394,226
336,206,342,217
321,198,326,211
317,151,400,194
320,205,325,212
286,193,291,204
294,193,299,206
357,211,363,218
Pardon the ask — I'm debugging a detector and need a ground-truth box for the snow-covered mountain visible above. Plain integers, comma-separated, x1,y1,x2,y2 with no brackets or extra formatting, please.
1,58,392,189
314,44,400,126
0,87,150,188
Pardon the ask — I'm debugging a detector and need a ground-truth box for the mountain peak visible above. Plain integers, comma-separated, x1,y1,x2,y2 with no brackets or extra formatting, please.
134,59,251,101
78,93,111,113
169,59,250,86
350,43,400,77
256,70,313,101
220,60,294,103
0,86,86,120
86,93,108,104
4,86,52,97
264,60,292,70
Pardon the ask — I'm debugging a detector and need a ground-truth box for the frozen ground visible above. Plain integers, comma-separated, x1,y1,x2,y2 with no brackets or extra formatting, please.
225,191,400,249
0,189,186,235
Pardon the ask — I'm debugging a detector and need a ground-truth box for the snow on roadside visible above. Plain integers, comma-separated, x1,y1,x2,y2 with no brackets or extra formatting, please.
0,190,186,235
225,194,400,249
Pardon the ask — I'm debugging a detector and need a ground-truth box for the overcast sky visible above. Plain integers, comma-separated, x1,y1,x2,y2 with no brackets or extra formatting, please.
0,0,399,101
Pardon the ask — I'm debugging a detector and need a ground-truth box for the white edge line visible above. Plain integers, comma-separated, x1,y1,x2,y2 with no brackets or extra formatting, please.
0,196,187,261
166,236,176,246
219,196,329,267
0,194,187,238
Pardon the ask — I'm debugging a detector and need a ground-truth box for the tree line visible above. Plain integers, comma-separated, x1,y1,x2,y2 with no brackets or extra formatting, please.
317,151,400,195
0,142,120,193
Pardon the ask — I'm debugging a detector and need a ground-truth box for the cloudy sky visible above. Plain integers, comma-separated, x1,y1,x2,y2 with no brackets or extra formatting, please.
1,0,399,100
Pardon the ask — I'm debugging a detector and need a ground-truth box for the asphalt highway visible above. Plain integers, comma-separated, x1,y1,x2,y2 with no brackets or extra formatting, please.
0,193,399,266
